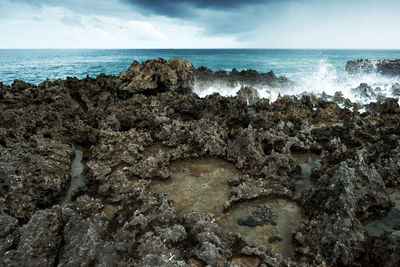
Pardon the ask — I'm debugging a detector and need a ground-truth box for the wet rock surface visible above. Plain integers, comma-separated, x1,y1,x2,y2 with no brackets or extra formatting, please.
236,86,260,106
237,205,277,227
218,199,304,258
346,59,400,76
195,66,294,90
366,192,400,237
0,57,400,266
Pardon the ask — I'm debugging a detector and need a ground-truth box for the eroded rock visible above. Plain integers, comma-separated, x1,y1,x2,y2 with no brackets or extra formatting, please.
119,57,194,94
1,58,399,266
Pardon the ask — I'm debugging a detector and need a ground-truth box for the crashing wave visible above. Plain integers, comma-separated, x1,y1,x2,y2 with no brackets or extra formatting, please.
193,59,400,108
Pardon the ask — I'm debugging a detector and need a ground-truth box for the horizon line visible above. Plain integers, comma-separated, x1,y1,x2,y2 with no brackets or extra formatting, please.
1,48,400,50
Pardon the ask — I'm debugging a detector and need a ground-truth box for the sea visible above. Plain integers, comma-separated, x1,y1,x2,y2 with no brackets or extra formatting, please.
1,49,400,104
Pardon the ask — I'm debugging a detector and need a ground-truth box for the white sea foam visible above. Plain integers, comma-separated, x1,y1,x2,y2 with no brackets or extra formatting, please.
193,59,400,106
194,83,242,98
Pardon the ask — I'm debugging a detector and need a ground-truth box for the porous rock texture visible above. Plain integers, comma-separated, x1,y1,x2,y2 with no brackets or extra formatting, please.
119,57,194,94
0,58,399,266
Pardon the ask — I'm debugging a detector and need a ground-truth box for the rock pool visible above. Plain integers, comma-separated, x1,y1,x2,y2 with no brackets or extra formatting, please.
150,158,238,217
217,199,305,258
62,146,87,204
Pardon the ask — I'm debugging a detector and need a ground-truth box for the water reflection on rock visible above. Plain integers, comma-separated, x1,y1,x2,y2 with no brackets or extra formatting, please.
366,192,400,236
293,152,321,194
151,157,306,258
227,138,236,154
62,146,87,204
217,199,305,258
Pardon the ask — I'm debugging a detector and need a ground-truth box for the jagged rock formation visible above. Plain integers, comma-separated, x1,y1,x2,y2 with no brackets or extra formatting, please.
346,59,400,76
195,66,294,90
119,57,194,94
236,86,260,105
0,58,399,266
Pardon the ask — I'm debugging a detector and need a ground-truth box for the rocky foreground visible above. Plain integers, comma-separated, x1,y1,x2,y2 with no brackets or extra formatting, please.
1,57,400,266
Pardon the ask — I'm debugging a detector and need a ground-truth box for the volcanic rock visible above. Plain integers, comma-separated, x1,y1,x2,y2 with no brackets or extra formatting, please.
346,59,376,74
346,59,400,76
352,83,376,98
2,208,62,266
236,86,260,105
367,97,400,114
1,57,400,266
392,83,400,96
119,57,194,94
195,66,293,89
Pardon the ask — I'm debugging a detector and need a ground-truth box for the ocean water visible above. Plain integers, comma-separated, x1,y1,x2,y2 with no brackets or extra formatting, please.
1,49,400,104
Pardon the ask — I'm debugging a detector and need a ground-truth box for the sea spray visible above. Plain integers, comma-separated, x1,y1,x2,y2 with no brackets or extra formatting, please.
193,59,400,106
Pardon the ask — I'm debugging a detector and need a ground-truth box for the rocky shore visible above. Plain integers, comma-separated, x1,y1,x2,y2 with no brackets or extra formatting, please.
346,59,400,76
1,57,399,266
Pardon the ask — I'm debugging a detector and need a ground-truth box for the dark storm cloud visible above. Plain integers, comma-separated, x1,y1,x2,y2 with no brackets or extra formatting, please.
10,0,277,17
9,0,132,17
120,0,288,35
8,0,290,36
121,0,269,17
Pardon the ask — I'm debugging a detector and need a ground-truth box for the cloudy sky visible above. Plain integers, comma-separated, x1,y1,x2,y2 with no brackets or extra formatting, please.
0,0,399,48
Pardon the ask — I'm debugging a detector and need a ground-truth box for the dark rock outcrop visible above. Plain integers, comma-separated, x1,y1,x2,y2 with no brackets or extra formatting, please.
346,59,376,74
195,66,293,89
346,59,400,76
392,83,400,96
352,83,378,99
2,208,62,266
367,97,400,114
119,57,194,94
236,86,260,106
367,230,400,267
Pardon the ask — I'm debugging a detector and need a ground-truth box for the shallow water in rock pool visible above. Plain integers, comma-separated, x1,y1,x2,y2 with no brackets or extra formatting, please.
293,152,321,194
366,191,400,237
217,199,305,258
62,146,87,204
150,158,238,217
151,158,306,257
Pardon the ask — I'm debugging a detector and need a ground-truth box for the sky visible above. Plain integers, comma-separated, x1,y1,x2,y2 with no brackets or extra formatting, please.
0,0,399,49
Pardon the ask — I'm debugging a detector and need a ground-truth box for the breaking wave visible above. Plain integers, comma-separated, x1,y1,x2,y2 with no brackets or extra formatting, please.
193,59,400,105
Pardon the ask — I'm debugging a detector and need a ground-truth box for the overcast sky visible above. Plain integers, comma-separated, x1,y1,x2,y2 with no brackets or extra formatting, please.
0,0,399,48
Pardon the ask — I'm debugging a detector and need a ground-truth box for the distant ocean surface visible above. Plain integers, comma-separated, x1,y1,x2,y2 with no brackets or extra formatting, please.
1,49,400,103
